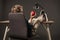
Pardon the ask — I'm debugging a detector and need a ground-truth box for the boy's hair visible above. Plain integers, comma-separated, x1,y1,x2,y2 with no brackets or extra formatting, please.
11,4,23,13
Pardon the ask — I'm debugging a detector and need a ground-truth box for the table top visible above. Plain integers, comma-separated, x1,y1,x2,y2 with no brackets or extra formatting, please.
0,20,54,24
43,21,54,24
0,20,9,24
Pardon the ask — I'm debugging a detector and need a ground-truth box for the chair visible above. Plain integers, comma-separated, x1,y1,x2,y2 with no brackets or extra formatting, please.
8,13,28,40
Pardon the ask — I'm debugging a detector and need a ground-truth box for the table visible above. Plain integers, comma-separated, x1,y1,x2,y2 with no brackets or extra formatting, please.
0,20,9,40
0,20,54,40
43,21,54,40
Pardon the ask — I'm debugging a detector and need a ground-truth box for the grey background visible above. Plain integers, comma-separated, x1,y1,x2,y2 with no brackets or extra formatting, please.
0,0,60,40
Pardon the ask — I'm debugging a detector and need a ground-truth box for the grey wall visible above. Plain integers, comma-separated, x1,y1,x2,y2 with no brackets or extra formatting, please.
0,0,3,20
0,0,60,40
0,0,6,40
